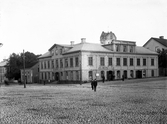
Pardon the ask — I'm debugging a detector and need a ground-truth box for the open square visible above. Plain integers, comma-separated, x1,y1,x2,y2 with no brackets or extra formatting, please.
0,77,167,124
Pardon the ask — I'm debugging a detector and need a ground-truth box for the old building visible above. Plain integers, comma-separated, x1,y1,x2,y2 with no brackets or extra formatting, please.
0,60,7,83
39,33,158,83
20,63,39,83
143,36,167,52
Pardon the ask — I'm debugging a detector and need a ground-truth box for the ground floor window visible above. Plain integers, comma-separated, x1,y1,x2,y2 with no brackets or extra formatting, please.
152,70,154,77
65,71,68,80
123,70,127,79
101,71,104,78
89,71,93,79
76,71,79,80
117,71,120,79
71,71,73,80
143,70,146,77
130,70,133,78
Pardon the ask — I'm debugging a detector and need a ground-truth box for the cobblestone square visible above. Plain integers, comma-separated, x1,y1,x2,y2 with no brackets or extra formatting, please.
0,77,167,124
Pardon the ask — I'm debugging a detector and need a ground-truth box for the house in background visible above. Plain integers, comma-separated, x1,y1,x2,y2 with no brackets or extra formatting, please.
20,63,39,83
0,60,7,83
38,32,159,84
143,36,167,52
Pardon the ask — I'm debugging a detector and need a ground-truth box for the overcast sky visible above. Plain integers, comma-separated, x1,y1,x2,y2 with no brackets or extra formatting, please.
0,0,167,61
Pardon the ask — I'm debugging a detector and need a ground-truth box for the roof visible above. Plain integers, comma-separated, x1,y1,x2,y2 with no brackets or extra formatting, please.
63,42,112,54
38,51,52,59
0,61,7,67
136,46,158,55
143,37,167,47
49,43,72,51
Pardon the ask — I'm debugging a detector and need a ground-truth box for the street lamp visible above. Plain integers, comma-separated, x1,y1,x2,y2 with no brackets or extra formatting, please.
23,50,26,88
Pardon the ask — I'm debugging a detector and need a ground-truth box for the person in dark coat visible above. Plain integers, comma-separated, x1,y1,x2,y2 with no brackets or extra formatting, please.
102,75,105,83
93,79,98,92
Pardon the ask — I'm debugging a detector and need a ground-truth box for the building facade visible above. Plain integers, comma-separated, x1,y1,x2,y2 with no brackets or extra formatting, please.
39,37,158,83
0,60,7,83
143,36,167,52
20,63,39,83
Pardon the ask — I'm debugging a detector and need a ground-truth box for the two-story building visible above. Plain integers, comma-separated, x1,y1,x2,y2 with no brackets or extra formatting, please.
0,60,7,83
39,35,158,83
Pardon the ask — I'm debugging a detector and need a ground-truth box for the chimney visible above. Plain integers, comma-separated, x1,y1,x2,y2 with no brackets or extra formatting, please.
81,38,86,43
159,36,164,39
70,41,74,46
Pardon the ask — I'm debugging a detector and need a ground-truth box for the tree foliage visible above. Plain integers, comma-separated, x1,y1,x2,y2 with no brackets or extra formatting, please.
5,51,41,80
158,49,167,68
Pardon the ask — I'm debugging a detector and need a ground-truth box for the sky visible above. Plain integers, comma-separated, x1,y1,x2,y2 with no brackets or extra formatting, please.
0,0,167,61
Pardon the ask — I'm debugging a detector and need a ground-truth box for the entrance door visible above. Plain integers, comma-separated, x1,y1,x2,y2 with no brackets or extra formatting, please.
107,71,114,81
136,70,142,78
123,70,127,79
55,72,59,81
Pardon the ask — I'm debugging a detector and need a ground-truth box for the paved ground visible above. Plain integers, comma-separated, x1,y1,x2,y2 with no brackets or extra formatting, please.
0,77,167,124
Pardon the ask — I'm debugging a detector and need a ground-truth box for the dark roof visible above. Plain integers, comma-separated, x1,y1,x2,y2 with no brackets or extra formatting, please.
143,37,167,47
136,46,157,55
38,52,52,59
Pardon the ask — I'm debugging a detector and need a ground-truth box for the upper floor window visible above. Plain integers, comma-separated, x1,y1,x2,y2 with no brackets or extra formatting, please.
55,49,58,55
65,58,68,67
48,61,50,69
100,57,105,66
130,58,133,66
108,57,112,66
70,58,73,67
130,46,133,52
116,58,120,66
75,57,79,67
123,45,127,52
137,58,140,66
56,59,59,68
60,49,63,54
116,45,120,52
88,57,93,66
123,58,127,66
52,60,54,68
60,59,63,68
143,59,146,66
151,59,154,66
44,61,47,69
41,62,43,69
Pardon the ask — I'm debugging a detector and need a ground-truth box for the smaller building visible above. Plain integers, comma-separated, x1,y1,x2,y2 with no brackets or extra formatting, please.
20,63,39,83
0,60,7,83
143,36,167,52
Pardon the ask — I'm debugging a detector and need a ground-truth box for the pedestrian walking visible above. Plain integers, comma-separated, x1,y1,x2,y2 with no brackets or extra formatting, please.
91,78,94,90
93,79,97,92
102,75,105,83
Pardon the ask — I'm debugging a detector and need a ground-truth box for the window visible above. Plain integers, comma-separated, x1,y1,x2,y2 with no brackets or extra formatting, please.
60,49,63,54
130,70,133,78
151,59,154,66
123,58,127,66
76,71,79,80
60,59,63,68
117,71,120,79
137,58,140,66
151,70,154,77
143,70,146,77
75,57,79,67
70,58,73,67
89,71,93,79
65,58,68,67
100,57,105,66
56,59,58,68
116,45,120,52
123,45,127,52
44,61,47,69
65,71,68,80
130,46,133,52
130,58,133,66
116,58,120,66
108,58,112,66
55,49,58,55
70,71,73,80
88,57,93,66
143,59,146,66
52,60,54,68
48,61,50,69
41,62,43,69
101,71,104,77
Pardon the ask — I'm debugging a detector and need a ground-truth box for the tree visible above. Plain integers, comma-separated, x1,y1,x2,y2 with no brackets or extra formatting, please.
158,49,167,68
5,51,41,80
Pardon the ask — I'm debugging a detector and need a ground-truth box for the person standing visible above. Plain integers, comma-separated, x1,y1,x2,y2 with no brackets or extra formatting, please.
91,78,94,90
93,79,98,92
102,75,105,83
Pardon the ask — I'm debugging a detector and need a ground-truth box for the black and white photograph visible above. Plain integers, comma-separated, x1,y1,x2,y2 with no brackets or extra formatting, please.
0,0,167,123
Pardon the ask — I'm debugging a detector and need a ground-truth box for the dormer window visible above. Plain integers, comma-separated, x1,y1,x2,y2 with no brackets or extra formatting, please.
55,49,58,55
130,46,133,52
60,49,63,54
116,45,120,52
